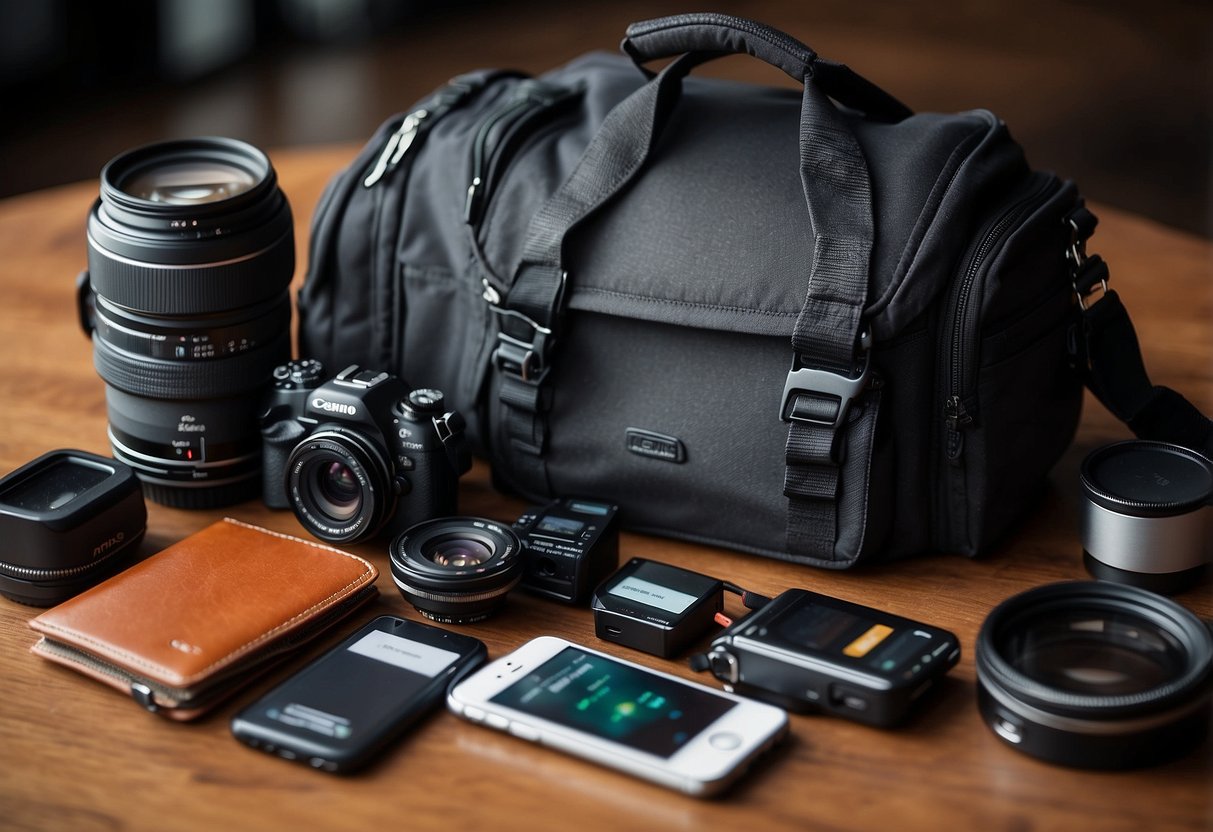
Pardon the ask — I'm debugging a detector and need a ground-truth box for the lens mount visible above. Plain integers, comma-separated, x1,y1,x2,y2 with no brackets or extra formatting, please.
976,581,1213,769
286,429,392,543
389,517,523,625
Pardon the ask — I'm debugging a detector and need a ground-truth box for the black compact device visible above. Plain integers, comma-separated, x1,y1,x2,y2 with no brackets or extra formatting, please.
513,498,619,604
260,361,471,543
231,615,486,773
695,588,960,728
591,558,724,657
0,449,146,606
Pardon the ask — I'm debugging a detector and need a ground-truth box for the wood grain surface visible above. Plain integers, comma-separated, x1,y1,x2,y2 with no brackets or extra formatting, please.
0,145,1209,832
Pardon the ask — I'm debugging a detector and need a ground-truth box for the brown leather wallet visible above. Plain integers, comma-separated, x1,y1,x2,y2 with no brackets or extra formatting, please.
29,517,378,720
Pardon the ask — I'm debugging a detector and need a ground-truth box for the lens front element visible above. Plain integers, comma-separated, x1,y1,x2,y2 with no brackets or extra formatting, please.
976,581,1213,769
119,161,258,205
390,518,523,624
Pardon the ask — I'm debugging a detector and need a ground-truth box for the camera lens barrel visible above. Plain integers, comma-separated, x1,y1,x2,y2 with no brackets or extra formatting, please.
1080,441,1213,594
286,429,393,543
976,581,1213,769
389,517,523,625
84,137,294,508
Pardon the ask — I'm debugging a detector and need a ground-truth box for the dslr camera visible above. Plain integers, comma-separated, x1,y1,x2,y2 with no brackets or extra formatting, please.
262,361,470,543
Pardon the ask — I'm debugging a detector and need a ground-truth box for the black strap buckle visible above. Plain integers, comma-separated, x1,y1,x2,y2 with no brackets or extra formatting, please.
780,330,871,426
491,308,553,384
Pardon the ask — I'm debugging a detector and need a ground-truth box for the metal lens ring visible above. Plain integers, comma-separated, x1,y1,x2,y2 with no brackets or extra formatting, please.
389,517,523,625
975,581,1213,769
286,430,391,543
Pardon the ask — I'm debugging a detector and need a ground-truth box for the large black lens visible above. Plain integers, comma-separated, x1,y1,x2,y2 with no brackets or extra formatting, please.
390,518,523,625
83,138,293,508
286,430,390,543
976,581,1213,769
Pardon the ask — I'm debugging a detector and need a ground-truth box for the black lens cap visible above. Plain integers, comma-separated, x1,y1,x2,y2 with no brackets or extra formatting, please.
1081,441,1213,517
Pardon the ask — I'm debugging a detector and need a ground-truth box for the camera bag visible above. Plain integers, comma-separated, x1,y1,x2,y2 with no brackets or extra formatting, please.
298,14,1211,568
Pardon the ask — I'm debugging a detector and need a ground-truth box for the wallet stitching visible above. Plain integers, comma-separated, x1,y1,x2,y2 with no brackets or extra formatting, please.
34,518,377,687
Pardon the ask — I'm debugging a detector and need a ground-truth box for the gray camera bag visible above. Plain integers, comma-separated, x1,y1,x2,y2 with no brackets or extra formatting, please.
298,14,1210,568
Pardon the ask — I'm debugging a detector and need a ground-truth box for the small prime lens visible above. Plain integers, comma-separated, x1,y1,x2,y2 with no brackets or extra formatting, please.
82,137,293,508
976,581,1213,769
390,518,523,624
1080,441,1213,594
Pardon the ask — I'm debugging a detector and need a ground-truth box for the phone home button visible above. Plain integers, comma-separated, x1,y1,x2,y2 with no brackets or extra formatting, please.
708,731,742,751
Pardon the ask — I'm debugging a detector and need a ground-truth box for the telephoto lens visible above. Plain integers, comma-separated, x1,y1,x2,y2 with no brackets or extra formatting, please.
79,138,294,508
389,517,523,624
976,581,1213,769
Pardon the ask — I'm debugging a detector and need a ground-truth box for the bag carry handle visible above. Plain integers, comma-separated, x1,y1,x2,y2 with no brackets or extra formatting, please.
495,16,887,563
620,13,911,124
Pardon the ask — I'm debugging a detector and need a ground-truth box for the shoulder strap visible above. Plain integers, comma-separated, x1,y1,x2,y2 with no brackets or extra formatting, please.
1068,204,1212,457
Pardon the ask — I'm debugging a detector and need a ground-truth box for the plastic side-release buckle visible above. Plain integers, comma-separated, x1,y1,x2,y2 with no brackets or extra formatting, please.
779,330,872,426
492,326,551,385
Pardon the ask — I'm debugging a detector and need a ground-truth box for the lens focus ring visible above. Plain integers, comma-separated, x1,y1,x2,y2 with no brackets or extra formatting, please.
87,228,294,315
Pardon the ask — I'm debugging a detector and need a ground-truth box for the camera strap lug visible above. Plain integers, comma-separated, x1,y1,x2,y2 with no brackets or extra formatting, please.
433,411,472,475
75,270,94,337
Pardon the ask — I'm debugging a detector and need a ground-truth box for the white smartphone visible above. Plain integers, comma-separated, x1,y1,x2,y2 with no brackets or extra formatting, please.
447,636,788,796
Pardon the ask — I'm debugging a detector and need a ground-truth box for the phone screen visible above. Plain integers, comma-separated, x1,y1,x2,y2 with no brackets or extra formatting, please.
234,617,483,767
489,646,735,758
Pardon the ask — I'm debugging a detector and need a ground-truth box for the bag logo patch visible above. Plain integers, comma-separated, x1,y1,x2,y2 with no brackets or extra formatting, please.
625,428,685,464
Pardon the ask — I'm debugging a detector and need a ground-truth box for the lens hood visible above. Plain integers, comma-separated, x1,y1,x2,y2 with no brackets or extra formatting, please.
976,581,1213,769
389,517,522,624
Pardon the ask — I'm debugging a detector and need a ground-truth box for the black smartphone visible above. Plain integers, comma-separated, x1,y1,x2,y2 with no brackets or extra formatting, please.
231,615,486,772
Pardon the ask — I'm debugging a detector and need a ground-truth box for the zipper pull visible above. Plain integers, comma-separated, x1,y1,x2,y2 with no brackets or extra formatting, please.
363,109,428,188
944,395,972,461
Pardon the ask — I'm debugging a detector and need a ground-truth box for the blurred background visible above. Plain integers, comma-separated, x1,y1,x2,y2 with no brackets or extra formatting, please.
1,0,1209,236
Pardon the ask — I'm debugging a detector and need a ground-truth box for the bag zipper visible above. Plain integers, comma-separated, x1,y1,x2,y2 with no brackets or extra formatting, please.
362,109,429,188
302,71,515,331
463,81,580,228
940,173,1060,463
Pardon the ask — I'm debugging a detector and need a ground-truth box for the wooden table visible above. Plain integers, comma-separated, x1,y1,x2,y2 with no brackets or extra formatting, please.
0,145,1209,832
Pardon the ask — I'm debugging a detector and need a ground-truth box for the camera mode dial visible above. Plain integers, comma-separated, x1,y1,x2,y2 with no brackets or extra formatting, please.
273,359,325,390
399,388,446,416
